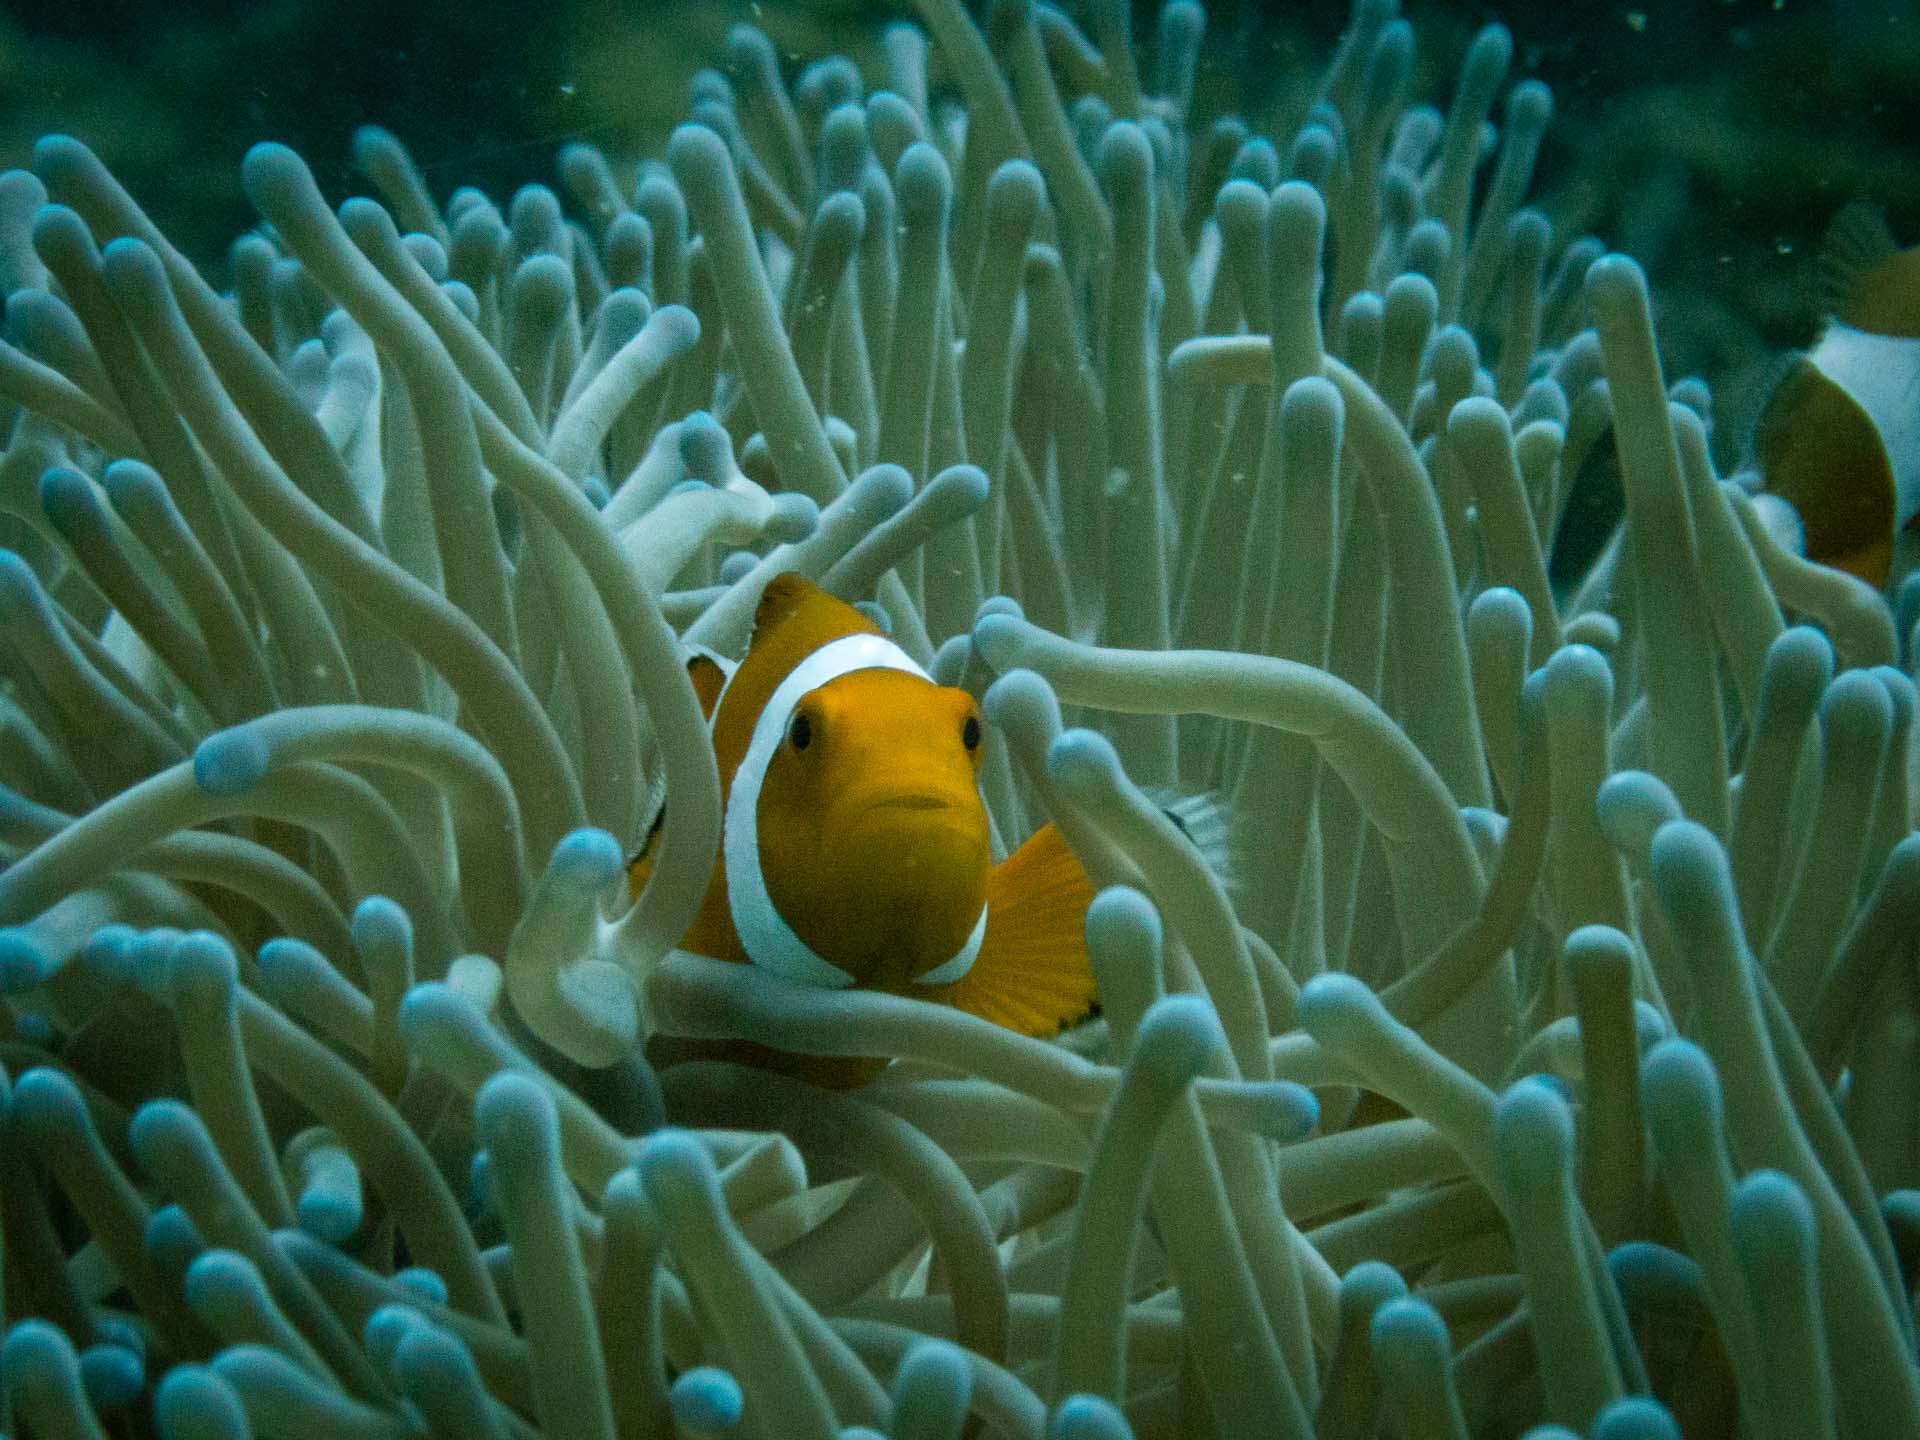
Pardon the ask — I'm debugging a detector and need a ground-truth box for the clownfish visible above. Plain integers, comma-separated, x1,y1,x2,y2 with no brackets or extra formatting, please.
629,573,1099,1086
1753,203,1920,589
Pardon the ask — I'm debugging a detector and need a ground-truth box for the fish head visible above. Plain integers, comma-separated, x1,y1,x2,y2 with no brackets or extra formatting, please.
756,667,992,990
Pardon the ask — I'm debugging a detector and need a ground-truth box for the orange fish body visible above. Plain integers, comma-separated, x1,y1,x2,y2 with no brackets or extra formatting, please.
632,574,1098,1085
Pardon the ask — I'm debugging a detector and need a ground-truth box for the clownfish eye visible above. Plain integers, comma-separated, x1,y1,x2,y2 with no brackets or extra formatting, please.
962,715,981,751
790,712,813,751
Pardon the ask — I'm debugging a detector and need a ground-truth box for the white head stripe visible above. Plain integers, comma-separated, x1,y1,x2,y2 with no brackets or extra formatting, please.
724,632,988,990
912,904,989,987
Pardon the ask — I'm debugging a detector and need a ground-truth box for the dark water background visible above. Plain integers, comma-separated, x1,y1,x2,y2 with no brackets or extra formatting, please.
2,0,1916,434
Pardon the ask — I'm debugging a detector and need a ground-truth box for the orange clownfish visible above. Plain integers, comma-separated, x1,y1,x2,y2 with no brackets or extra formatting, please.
630,573,1098,1085
1754,203,1920,589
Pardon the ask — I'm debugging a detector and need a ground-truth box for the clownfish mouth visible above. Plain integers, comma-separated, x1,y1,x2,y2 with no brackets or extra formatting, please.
861,792,956,814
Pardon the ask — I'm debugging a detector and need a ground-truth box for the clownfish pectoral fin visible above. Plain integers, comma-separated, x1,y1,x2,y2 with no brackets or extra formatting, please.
1147,788,1237,894
625,805,663,902
918,822,1098,1036
627,649,732,902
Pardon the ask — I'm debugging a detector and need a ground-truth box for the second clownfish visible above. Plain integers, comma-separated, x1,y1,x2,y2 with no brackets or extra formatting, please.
1753,203,1920,589
629,573,1099,1084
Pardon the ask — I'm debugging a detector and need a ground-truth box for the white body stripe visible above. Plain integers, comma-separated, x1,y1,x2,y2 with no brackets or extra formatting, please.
722,631,989,989
1811,323,1920,525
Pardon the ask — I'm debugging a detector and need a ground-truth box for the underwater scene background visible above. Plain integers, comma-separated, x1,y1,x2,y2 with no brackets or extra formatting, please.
1,0,1920,1436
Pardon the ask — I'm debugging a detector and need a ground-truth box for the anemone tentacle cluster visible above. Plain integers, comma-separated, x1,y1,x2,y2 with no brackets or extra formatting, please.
0,0,1916,1436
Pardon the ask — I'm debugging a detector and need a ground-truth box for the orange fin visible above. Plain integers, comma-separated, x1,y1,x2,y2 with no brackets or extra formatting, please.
920,823,1098,1036
628,651,730,901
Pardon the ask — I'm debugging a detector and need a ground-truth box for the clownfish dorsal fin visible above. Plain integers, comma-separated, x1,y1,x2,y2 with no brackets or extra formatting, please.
917,822,1098,1037
1820,203,1920,339
709,573,882,776
1754,353,1897,587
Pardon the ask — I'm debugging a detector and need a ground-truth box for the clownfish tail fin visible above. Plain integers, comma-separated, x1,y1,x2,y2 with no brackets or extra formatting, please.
922,823,1098,1038
1812,203,1904,326
1820,203,1899,322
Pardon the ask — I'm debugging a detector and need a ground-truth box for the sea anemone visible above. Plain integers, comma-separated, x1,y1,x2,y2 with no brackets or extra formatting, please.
1,0,1915,1436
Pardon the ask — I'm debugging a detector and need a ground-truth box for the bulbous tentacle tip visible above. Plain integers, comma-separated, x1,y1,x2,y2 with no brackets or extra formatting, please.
392,1316,477,1396
79,1340,145,1411
36,463,100,526
1820,666,1895,742
182,1247,263,1306
239,141,319,213
1269,177,1327,232
0,544,43,601
1585,252,1650,313
1464,21,1514,76
1510,78,1555,128
1468,584,1531,639
1647,819,1738,932
101,455,166,507
1563,922,1638,978
894,141,952,218
349,122,405,163
1085,882,1161,942
1590,1396,1683,1440
30,133,100,187
636,1127,719,1210
167,929,241,1009
670,1364,745,1434
28,199,93,263
988,157,1047,217
1,1317,87,1403
1594,771,1682,856
194,726,272,796
666,124,731,183
969,611,1026,667
1132,993,1226,1080
649,302,703,352
1047,727,1124,792
982,665,1054,723
338,194,397,238
1494,1075,1576,1188
351,894,413,949
472,1070,555,1163
1368,1294,1451,1361
79,924,138,985
1446,391,1509,439
296,1191,363,1247
0,931,56,993
1339,1258,1410,1311
1728,1167,1815,1259
1096,121,1153,194
1638,1037,1722,1133
510,252,574,314
1296,971,1379,1028
546,827,626,887
1214,176,1269,230
96,233,167,308
128,1097,213,1175
1050,1392,1132,1440
8,1064,91,1142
